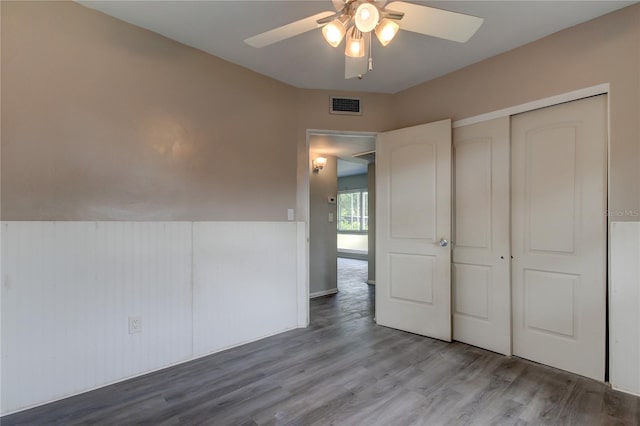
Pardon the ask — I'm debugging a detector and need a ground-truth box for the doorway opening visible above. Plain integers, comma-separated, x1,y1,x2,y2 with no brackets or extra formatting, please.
306,130,376,323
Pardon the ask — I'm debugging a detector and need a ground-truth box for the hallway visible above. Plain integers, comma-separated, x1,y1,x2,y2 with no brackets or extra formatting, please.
310,258,373,330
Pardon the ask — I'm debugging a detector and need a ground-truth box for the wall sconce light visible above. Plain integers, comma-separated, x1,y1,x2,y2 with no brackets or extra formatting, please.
312,157,327,173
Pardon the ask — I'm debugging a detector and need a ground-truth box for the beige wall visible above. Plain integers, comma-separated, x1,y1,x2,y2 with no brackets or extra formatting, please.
309,153,337,295
2,1,640,223
393,4,640,219
1,1,299,221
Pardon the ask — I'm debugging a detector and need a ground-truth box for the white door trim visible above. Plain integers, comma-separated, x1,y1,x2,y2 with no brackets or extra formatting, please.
452,83,610,128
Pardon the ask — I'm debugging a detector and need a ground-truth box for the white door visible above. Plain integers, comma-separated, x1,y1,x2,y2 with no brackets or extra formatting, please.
511,95,607,381
452,117,511,355
376,119,452,341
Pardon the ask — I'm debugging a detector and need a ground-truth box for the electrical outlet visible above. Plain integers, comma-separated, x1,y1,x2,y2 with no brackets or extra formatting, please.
128,316,142,334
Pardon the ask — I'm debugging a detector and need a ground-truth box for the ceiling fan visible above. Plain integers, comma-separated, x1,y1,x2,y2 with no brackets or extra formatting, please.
244,0,484,80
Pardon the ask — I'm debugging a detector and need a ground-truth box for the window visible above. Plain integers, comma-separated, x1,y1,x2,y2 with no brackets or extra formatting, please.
338,190,368,232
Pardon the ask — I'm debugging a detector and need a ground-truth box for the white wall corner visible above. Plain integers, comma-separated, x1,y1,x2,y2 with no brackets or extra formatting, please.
610,221,640,396
296,222,309,327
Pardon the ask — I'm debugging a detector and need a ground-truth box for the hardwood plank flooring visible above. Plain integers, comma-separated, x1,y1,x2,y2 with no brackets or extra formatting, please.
3,258,639,425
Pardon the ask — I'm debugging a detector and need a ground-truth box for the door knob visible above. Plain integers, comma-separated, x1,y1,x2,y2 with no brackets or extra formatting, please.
439,238,449,247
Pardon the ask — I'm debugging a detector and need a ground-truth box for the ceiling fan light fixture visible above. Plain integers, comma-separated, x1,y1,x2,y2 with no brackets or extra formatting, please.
375,18,399,46
322,18,347,47
345,28,365,58
354,3,380,33
244,0,485,81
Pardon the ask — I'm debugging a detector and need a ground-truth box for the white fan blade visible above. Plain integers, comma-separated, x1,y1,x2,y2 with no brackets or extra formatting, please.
386,1,484,43
317,13,342,25
244,11,335,48
332,0,346,11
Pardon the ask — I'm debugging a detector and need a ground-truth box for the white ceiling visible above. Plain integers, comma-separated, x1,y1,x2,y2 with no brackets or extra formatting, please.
79,1,636,94
336,159,368,177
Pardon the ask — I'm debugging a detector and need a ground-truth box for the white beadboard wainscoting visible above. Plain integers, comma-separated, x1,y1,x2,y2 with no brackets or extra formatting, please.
192,222,298,356
611,221,640,396
1,221,306,415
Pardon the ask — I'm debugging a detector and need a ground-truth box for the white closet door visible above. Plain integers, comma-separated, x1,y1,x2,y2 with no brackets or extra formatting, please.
376,119,452,341
452,117,511,355
511,95,607,381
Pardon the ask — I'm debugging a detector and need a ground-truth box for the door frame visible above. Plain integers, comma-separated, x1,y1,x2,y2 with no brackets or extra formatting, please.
451,83,611,377
302,129,378,327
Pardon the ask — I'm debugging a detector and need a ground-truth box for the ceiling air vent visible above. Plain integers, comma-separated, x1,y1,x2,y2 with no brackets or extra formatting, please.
330,96,362,116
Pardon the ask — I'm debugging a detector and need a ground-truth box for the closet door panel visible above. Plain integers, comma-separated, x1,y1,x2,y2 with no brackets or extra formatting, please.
452,116,511,355
511,95,607,381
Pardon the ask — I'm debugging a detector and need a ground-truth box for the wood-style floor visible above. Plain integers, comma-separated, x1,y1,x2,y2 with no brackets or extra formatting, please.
3,258,640,425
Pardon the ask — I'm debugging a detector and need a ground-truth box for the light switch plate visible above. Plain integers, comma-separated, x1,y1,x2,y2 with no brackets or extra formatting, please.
287,209,295,221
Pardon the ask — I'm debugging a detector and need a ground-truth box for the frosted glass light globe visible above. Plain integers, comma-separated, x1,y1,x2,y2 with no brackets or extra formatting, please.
355,3,379,33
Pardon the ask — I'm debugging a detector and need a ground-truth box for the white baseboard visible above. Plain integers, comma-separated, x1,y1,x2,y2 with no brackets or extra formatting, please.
338,251,368,261
612,385,640,398
309,288,338,299
367,280,376,285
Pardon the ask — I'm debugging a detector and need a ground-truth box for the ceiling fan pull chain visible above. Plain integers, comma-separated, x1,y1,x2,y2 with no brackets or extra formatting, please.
368,31,373,71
